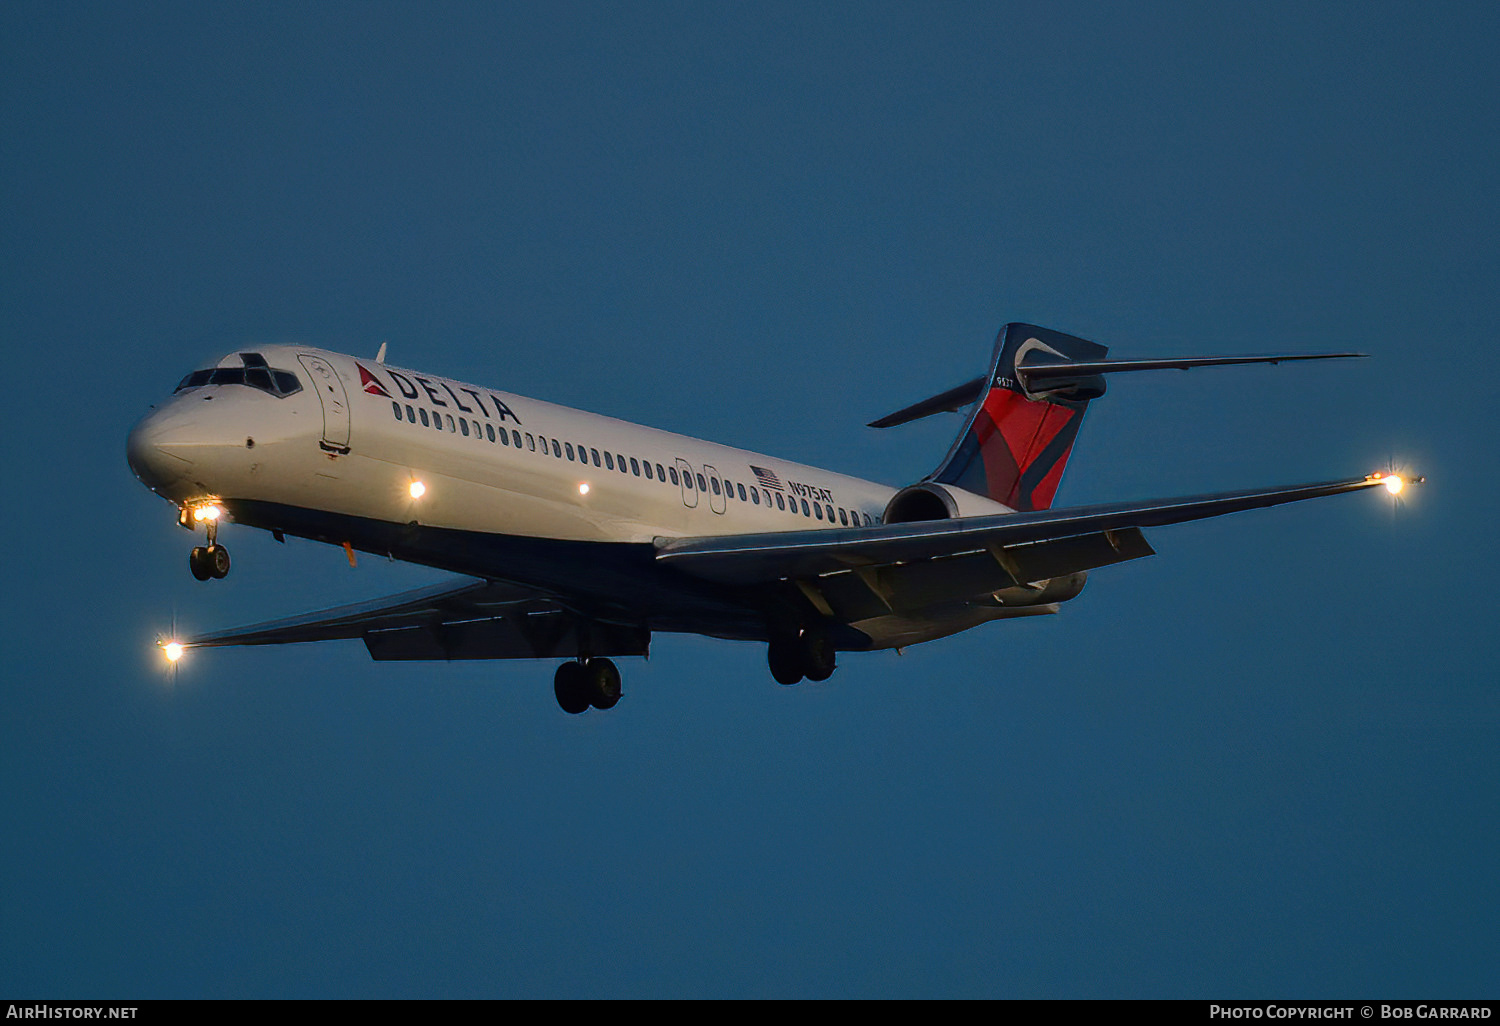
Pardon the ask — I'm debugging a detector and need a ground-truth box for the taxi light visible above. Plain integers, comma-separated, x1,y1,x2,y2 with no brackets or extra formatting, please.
192,504,222,522
409,480,426,499
579,483,590,495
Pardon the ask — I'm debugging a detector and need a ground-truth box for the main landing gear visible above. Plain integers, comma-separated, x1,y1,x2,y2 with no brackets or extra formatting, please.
553,658,623,714
767,625,836,686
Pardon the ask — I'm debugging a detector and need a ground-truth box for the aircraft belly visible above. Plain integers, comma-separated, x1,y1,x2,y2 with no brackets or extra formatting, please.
222,499,772,639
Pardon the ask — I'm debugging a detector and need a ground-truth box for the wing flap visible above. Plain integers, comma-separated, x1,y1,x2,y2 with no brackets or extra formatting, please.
656,475,1389,587
179,575,650,660
363,614,649,661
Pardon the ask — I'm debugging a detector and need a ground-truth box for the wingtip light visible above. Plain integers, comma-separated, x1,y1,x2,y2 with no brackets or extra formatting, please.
1368,471,1424,496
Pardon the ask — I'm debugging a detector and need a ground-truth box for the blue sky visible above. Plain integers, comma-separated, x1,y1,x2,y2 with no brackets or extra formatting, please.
3,1,1497,997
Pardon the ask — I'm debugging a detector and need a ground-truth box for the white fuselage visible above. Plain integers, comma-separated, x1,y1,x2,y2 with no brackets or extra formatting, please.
127,345,995,549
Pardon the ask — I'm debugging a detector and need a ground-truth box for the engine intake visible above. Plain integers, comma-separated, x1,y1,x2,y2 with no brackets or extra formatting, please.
882,482,1015,524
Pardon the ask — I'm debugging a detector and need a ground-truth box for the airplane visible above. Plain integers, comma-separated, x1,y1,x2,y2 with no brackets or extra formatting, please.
127,322,1415,713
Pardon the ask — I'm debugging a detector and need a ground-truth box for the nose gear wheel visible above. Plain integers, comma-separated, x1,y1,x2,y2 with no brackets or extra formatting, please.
189,544,231,581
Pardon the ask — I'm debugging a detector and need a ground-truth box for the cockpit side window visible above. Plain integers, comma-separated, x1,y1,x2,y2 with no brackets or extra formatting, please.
173,353,303,397
175,370,213,390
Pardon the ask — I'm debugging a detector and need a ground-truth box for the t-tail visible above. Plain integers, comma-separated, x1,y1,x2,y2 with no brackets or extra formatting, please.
869,323,1365,513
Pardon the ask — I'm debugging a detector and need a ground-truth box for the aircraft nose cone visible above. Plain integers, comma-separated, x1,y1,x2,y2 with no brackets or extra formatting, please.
126,407,196,492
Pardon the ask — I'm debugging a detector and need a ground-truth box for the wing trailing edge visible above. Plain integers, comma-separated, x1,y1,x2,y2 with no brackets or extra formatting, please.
175,575,650,660
656,473,1402,586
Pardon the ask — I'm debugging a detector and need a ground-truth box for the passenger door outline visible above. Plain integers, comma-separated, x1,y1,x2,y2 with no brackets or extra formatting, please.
298,354,351,453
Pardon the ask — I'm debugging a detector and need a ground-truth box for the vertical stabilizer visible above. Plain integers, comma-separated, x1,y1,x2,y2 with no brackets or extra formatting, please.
930,324,1107,512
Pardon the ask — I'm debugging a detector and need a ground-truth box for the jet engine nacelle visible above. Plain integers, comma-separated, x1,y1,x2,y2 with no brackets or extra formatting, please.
881,482,1014,524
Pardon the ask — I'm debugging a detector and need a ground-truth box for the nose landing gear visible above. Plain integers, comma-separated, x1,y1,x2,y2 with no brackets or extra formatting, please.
182,503,231,581
189,544,231,581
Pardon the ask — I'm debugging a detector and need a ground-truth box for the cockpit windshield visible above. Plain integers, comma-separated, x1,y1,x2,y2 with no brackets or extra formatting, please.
174,352,303,398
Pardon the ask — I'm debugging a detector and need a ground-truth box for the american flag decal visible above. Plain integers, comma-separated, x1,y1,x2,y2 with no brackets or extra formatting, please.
750,465,783,491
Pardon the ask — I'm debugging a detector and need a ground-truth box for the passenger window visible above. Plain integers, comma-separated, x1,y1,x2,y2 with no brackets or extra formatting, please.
552,439,561,458
669,467,679,485
696,473,706,491
751,489,760,505
512,430,522,447
682,470,693,489
644,461,653,480
655,463,665,481
801,499,810,516
814,503,823,520
565,443,575,461
604,452,614,470
591,448,601,467
420,408,430,427
460,419,470,436
406,405,415,422
617,454,627,472
446,415,455,432
526,434,535,451
392,401,402,420
737,483,747,501
775,494,785,510
710,477,720,495
486,424,495,442
630,457,640,476
838,508,848,526
473,420,482,438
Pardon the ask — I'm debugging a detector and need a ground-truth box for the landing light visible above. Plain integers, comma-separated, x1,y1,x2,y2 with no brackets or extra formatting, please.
409,480,426,499
1383,475,1404,496
579,483,590,496
163,642,184,663
192,504,222,522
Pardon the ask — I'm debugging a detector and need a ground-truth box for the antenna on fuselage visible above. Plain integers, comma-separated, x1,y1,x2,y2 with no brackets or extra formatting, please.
376,342,388,364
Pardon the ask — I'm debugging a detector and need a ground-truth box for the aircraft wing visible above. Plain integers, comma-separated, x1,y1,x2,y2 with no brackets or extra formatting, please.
178,576,650,660
656,474,1398,587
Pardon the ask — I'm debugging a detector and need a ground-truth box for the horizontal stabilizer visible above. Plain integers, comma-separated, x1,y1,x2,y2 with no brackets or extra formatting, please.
1017,350,1365,390
867,376,986,428
868,350,1365,427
